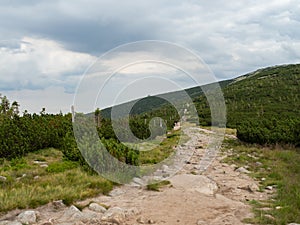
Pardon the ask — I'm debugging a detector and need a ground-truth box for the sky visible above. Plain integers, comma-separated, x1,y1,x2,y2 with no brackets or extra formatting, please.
0,0,299,113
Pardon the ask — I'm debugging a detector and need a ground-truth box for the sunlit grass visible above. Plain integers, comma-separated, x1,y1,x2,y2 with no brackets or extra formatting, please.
222,139,300,224
0,148,113,213
138,129,187,165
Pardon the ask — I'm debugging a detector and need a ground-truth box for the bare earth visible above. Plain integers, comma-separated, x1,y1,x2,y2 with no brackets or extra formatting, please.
0,127,272,225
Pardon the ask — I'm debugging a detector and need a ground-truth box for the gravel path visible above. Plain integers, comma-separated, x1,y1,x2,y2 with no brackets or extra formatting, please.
0,126,271,225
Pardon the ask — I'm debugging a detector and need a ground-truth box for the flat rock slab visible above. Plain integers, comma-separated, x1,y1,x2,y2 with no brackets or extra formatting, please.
169,174,218,196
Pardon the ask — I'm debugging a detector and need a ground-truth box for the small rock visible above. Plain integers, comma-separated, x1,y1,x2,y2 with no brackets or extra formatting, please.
0,175,7,182
230,164,237,169
265,186,273,191
238,183,259,192
261,177,266,181
34,176,40,180
102,207,125,224
52,200,65,209
161,165,168,172
248,183,259,192
17,211,36,224
109,188,125,197
255,162,263,167
33,161,46,164
194,165,201,170
197,220,206,225
62,205,83,220
125,207,141,217
88,203,107,213
148,219,155,224
132,177,144,185
288,223,300,225
275,206,282,210
137,216,146,224
40,164,48,168
264,214,275,221
236,167,250,174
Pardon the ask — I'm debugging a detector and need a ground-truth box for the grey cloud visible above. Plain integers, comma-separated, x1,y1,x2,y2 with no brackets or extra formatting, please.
0,0,299,108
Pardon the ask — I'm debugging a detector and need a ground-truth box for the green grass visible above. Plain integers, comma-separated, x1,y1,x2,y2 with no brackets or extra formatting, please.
138,129,186,165
222,139,300,224
0,148,113,214
146,180,171,191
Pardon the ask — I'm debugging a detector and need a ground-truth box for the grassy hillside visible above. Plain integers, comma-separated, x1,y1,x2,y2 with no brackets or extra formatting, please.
101,63,299,145
102,63,299,125
225,64,300,127
100,79,232,119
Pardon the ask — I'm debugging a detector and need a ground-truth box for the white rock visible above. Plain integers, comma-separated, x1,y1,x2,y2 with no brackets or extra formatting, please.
102,207,125,224
136,216,146,224
0,176,7,181
248,183,259,192
265,186,273,191
264,214,275,220
62,205,83,220
88,203,107,213
132,177,144,185
17,211,36,224
109,188,125,197
255,162,263,166
236,167,250,174
125,207,141,217
161,165,169,172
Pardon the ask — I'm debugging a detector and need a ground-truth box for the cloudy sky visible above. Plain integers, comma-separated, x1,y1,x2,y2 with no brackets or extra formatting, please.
1,0,299,113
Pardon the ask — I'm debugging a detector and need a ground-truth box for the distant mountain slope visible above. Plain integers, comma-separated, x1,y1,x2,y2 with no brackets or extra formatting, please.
101,63,299,129
224,64,300,127
98,63,299,145
100,79,232,119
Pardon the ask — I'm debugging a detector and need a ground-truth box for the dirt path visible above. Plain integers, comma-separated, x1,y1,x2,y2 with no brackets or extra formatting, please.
0,127,271,225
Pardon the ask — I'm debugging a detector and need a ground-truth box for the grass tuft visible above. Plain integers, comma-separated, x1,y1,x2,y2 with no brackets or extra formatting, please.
146,180,171,192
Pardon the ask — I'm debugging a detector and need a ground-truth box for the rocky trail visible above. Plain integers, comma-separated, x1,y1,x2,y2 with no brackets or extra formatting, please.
0,127,274,225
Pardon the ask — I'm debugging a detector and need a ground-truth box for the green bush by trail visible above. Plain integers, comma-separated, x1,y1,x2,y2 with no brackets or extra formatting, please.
0,94,179,166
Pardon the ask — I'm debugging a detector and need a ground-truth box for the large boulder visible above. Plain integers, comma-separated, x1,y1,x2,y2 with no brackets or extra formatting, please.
17,211,36,224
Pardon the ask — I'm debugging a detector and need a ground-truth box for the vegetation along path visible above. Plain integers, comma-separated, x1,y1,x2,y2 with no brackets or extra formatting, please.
0,126,277,225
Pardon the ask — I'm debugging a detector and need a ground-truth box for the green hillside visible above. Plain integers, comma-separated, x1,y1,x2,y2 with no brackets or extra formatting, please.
100,79,232,119
101,63,300,145
195,64,300,145
225,64,300,127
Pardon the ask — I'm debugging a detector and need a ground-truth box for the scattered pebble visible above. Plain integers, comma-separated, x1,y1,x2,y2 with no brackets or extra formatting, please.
236,167,250,174
0,175,7,181
265,186,273,191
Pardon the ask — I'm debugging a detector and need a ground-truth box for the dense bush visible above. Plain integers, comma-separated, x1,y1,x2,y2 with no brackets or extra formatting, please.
0,95,174,168
237,117,300,146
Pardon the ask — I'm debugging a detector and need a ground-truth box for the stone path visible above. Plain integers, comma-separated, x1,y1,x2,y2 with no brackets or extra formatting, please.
0,126,273,225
